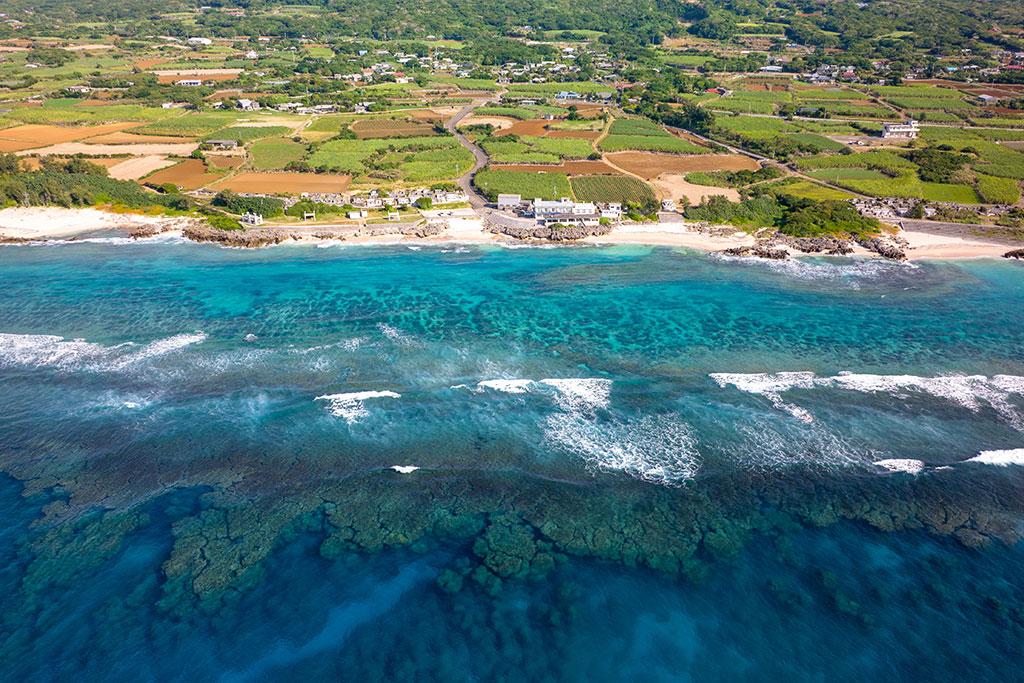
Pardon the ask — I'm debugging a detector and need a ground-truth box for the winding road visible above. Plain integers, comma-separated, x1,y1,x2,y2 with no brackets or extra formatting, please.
445,100,493,209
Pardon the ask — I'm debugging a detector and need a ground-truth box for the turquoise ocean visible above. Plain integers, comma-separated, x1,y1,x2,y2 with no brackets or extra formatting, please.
0,237,1022,680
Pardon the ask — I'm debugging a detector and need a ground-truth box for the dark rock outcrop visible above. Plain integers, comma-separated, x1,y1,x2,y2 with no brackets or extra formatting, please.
779,236,854,255
857,236,907,261
486,222,611,241
1003,248,1024,260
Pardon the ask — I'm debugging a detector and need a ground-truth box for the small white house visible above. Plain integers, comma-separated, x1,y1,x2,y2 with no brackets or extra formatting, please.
497,194,523,211
241,212,264,226
176,79,203,87
347,209,369,220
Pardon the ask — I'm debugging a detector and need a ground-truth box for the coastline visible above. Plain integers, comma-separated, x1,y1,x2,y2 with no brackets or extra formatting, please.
1,206,1020,261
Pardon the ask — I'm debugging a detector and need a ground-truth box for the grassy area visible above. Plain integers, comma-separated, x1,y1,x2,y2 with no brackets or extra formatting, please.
473,169,572,201
250,137,307,170
765,179,856,201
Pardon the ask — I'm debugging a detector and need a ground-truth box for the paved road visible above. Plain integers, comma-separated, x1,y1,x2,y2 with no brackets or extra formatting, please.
445,101,491,210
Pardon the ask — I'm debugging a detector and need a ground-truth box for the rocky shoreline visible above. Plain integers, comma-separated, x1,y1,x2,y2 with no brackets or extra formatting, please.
484,222,612,241
722,233,910,261
161,220,446,248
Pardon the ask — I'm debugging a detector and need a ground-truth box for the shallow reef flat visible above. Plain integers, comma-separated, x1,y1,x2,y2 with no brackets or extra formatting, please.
0,242,1023,680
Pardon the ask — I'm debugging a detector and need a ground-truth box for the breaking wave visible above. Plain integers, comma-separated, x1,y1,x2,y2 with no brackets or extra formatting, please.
874,459,926,475
709,253,916,287
0,331,206,372
711,372,1024,429
545,412,701,485
963,449,1024,467
315,390,401,423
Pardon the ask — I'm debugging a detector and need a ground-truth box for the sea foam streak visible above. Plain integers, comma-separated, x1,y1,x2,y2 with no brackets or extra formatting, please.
874,459,926,475
545,412,701,485
712,372,1024,429
0,331,206,372
315,390,401,423
964,449,1024,466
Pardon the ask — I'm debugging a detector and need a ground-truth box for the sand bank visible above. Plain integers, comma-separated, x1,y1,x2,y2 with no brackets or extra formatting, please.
0,207,190,240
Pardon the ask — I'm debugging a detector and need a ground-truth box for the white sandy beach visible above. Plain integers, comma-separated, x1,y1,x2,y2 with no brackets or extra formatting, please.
1,207,1019,260
0,207,191,239
900,229,1012,260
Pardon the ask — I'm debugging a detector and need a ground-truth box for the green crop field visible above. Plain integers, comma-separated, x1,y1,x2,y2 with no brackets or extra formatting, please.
473,169,572,201
608,118,668,136
765,179,856,201
250,137,307,170
599,135,705,154
569,175,655,204
205,126,291,143
975,174,1022,204
136,112,246,137
307,136,472,183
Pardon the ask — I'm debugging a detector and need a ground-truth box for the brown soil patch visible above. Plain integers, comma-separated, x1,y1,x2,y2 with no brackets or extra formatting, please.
606,152,759,180
350,119,437,139
546,130,601,140
0,122,137,149
0,140,39,153
497,119,551,137
156,73,240,84
145,159,222,190
409,110,445,122
107,155,177,180
206,155,245,169
651,174,741,204
133,58,167,69
493,160,621,175
86,132,195,144
21,142,198,157
458,116,516,131
209,172,351,194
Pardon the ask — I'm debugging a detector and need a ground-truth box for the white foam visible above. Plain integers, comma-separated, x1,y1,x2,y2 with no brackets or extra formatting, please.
964,449,1024,466
376,323,413,344
315,390,401,423
731,417,873,472
710,372,816,423
109,331,207,369
540,378,612,412
710,253,916,287
874,458,925,475
477,379,534,394
0,331,205,372
712,371,1024,429
390,465,420,474
545,412,701,485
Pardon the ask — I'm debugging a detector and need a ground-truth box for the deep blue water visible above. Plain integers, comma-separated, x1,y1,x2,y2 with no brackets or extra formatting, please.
0,239,1022,681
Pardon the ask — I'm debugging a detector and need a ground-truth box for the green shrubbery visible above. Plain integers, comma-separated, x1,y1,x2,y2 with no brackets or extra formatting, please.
685,193,879,238
211,190,285,217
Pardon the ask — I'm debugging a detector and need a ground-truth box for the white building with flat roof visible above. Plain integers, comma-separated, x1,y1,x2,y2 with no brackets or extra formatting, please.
882,120,920,139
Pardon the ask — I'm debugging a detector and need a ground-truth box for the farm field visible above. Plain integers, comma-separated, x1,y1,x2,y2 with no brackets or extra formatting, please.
0,122,139,152
106,155,177,180
608,152,759,179
350,118,439,139
144,159,223,190
473,169,573,201
491,160,620,174
250,137,307,170
570,175,655,204
208,172,352,194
